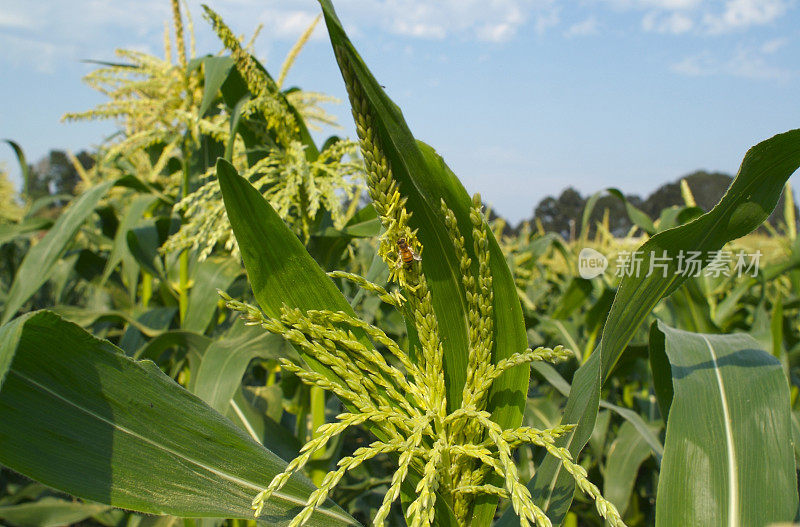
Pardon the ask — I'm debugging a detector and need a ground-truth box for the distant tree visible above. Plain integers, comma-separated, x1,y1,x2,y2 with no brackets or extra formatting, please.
584,194,640,238
533,187,586,240
516,170,798,238
30,150,94,198
642,171,732,217
644,170,797,230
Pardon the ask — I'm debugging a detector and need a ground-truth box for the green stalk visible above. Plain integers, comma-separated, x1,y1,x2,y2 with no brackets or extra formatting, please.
309,386,327,486
142,272,153,307
173,0,192,325
785,181,796,240
298,181,312,243
178,151,190,324
141,208,154,307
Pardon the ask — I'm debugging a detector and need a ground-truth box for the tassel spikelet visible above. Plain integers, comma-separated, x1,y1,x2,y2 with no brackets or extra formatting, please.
165,10,362,256
163,138,364,258
201,4,297,146
0,168,22,223
326,270,405,307
62,45,202,193
65,5,358,254
332,44,420,289
171,0,187,69
227,36,626,527
278,15,321,89
225,195,624,527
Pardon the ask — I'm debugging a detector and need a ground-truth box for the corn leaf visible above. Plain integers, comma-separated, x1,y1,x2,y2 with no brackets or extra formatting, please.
0,497,110,527
1,181,113,325
0,311,356,526
183,256,241,333
649,321,796,525
603,421,653,517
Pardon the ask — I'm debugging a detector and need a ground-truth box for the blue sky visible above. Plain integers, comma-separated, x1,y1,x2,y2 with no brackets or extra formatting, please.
1,0,799,223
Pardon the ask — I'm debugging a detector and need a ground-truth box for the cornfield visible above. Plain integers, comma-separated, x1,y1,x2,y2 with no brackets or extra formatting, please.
1,1,799,527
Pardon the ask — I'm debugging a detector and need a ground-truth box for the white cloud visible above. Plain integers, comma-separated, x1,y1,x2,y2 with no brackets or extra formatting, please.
341,0,559,42
642,11,694,33
532,6,561,36
0,0,795,75
477,22,516,42
601,0,701,11
565,17,599,37
671,51,715,75
0,34,66,73
602,0,794,36
704,0,788,34
761,37,788,54
257,9,323,40
0,0,173,71
0,10,36,30
726,46,792,79
671,42,794,79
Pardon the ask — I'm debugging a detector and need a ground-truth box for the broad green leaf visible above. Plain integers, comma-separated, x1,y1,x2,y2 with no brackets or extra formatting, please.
198,56,235,118
1,181,112,325
579,191,603,242
587,410,611,459
791,412,800,466
0,497,110,527
551,278,592,320
656,205,703,232
532,361,664,460
226,94,250,162
603,130,800,377
25,194,73,218
216,159,459,525
126,222,167,281
603,421,652,517
183,256,241,333
0,311,356,526
307,204,379,271
134,330,211,363
192,319,292,412
502,129,800,526
100,195,157,288
663,278,717,333
650,321,796,526
216,158,360,352
227,387,301,464
118,307,180,354
770,294,783,357
51,306,170,340
0,217,52,247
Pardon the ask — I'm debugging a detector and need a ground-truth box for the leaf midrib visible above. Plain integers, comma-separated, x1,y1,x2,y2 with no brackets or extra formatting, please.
9,368,353,525
701,334,738,527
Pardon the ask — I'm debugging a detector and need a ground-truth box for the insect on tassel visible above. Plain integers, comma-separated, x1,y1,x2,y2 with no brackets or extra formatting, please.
397,237,421,270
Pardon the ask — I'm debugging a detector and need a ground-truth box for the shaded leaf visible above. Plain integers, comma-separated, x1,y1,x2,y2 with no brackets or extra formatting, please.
650,321,796,526
0,311,356,526
1,181,113,325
